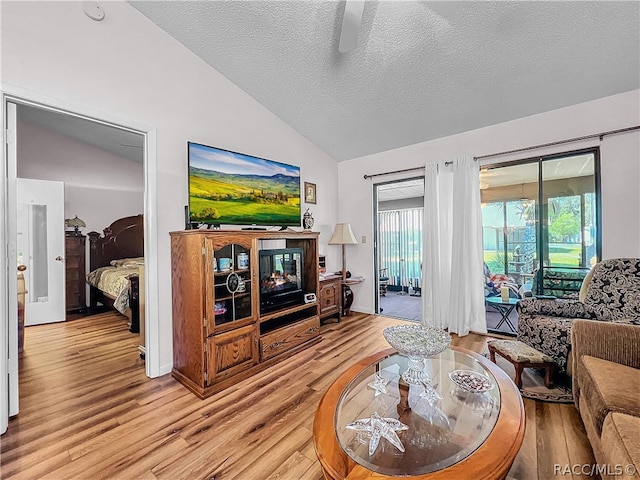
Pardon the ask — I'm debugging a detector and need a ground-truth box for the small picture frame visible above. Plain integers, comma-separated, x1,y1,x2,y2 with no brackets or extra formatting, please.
304,182,317,204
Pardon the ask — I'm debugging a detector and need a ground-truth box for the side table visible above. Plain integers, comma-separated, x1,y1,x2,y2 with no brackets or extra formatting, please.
342,276,363,316
319,275,342,323
485,296,519,333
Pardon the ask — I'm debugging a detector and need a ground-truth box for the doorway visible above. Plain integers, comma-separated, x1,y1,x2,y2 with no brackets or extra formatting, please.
374,177,424,322
14,103,146,327
2,93,157,432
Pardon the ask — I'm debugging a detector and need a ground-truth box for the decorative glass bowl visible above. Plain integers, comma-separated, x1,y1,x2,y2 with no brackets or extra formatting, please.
383,325,451,357
383,325,451,404
448,369,494,393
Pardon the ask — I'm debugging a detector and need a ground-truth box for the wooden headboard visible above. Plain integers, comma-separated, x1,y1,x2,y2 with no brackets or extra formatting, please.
87,215,144,271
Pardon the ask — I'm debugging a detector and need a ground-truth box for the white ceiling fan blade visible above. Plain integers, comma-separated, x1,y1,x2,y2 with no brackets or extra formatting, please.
338,0,365,53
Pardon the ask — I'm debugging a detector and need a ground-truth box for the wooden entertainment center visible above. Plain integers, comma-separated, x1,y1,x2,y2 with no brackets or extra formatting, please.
170,229,321,398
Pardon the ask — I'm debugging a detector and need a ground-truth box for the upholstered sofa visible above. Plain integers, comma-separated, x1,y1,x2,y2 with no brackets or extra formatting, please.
572,320,640,480
517,258,640,372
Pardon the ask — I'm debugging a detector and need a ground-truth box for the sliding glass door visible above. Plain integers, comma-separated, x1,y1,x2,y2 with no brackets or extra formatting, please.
481,148,600,296
540,154,599,269
481,162,539,285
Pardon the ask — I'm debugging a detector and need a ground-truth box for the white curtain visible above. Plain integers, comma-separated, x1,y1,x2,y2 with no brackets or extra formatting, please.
422,155,486,336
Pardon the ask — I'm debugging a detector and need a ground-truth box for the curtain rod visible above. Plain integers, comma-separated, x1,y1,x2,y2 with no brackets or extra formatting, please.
363,165,424,179
363,125,640,179
474,125,639,161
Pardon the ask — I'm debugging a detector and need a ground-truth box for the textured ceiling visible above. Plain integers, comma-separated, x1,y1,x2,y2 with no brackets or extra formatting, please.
129,0,640,162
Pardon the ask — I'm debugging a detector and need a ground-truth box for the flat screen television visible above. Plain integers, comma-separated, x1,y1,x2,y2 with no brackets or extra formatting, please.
188,142,301,227
259,248,304,314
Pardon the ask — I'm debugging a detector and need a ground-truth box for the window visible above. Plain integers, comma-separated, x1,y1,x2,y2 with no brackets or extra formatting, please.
481,148,600,292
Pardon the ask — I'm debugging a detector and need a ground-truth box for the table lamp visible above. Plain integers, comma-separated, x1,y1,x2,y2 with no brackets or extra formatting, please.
65,215,86,236
329,223,358,281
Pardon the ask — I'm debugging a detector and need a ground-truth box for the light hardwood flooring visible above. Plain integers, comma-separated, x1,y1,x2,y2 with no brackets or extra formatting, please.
1,311,597,479
379,292,519,336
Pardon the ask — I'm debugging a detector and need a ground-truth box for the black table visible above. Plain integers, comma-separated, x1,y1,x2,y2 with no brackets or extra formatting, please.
486,296,519,332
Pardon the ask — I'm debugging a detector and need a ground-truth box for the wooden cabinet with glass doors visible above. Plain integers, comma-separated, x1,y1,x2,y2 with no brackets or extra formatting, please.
205,237,257,384
170,230,321,399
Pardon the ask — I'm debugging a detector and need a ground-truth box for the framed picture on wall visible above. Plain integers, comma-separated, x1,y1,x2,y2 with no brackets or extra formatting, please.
304,182,316,204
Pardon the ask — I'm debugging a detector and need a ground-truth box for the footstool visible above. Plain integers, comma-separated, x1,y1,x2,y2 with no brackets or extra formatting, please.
488,339,555,389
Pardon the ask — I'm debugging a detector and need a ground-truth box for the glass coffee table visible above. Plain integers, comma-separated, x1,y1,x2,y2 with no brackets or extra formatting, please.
313,346,524,479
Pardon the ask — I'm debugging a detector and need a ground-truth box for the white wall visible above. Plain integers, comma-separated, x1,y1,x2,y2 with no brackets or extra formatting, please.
1,1,339,375
16,120,144,235
339,90,640,314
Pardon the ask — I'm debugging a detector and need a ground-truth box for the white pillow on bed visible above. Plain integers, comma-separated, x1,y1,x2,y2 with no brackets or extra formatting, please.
110,257,144,267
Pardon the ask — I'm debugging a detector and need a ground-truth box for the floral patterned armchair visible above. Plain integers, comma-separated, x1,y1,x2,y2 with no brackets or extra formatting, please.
517,258,640,372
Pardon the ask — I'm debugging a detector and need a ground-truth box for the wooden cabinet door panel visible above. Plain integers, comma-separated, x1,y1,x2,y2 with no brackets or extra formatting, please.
207,324,257,384
204,237,255,334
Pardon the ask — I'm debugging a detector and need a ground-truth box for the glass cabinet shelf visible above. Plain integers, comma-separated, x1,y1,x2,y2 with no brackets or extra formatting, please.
210,242,253,328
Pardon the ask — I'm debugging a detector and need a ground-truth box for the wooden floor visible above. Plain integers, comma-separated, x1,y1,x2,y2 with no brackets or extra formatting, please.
379,292,519,336
1,311,597,480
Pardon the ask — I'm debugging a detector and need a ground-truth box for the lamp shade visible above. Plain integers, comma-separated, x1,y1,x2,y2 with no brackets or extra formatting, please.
329,223,358,245
65,216,86,234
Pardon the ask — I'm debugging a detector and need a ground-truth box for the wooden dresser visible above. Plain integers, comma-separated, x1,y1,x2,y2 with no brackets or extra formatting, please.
65,234,86,313
319,275,341,323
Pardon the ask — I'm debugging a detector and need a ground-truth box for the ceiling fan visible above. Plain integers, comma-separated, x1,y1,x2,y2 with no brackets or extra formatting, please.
338,0,365,53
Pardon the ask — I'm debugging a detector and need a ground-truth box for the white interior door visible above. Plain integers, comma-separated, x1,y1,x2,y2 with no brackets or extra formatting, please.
16,178,66,325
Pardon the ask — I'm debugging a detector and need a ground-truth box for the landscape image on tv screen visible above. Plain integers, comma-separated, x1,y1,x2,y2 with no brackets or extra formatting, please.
188,142,301,226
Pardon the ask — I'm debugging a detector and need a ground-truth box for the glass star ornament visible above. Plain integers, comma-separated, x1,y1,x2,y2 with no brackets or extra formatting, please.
367,373,389,397
345,412,408,456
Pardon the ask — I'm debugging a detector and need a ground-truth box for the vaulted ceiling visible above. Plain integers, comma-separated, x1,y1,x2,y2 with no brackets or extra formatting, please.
17,1,640,167
128,0,640,162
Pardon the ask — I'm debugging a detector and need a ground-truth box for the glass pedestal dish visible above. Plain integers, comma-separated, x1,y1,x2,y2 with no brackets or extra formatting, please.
383,325,451,404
